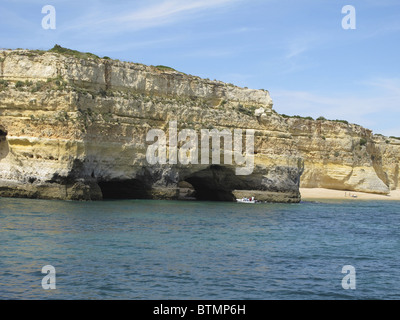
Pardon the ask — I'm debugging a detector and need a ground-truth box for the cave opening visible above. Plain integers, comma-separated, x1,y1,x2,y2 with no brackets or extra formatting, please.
98,179,150,199
182,165,242,202
97,166,253,202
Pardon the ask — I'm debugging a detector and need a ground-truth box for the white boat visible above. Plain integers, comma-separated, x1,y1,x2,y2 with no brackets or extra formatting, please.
236,197,256,204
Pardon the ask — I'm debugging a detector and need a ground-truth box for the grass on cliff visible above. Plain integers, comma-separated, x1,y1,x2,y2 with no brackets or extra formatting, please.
236,104,258,117
280,113,351,125
0,79,9,92
49,45,102,60
8,76,68,93
154,65,177,72
0,79,9,87
48,45,186,74
360,138,368,146
281,114,314,120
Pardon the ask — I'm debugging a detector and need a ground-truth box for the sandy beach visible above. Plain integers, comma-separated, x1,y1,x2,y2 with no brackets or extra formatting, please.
300,188,400,201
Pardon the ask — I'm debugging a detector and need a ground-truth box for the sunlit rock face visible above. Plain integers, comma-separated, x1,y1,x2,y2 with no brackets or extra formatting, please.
0,49,302,202
285,118,399,194
0,49,397,201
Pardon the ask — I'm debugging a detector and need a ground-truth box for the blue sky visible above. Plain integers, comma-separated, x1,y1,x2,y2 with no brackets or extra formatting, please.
1,0,399,136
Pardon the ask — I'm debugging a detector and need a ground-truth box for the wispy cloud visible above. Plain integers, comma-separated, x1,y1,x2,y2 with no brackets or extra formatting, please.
285,33,322,57
0,5,36,31
271,77,400,135
52,0,245,56
116,0,235,24
182,48,237,58
285,42,308,60
65,0,241,34
362,78,400,96
363,21,400,39
276,35,321,74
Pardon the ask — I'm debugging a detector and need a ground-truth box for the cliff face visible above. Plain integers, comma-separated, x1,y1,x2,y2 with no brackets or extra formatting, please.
287,119,400,194
0,49,302,202
0,49,398,202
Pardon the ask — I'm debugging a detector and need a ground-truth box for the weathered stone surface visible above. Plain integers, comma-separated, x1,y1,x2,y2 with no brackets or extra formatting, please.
0,49,398,201
0,49,302,202
286,118,400,194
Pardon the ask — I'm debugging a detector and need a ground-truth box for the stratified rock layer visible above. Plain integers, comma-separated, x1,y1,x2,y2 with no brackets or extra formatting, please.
285,118,400,194
0,49,398,201
0,49,302,202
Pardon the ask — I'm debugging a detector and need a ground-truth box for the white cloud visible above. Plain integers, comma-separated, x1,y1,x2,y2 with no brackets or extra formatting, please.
361,78,400,97
275,35,322,74
285,42,308,60
117,0,234,24
65,0,240,34
271,77,400,135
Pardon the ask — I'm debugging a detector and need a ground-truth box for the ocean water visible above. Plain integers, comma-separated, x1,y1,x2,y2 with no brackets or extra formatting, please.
0,197,399,300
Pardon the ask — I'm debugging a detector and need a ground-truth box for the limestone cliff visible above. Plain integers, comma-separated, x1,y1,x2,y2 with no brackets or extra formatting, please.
0,48,302,202
0,48,398,201
285,118,400,194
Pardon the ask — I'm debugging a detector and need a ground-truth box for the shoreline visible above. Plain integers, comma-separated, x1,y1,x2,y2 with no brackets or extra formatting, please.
300,188,400,201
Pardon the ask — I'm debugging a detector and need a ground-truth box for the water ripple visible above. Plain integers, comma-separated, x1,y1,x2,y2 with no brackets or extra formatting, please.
1,198,399,299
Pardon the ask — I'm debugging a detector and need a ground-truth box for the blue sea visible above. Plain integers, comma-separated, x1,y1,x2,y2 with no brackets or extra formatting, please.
0,197,399,300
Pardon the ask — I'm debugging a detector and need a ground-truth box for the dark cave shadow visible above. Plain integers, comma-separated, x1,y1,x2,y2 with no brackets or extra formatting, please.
0,136,9,161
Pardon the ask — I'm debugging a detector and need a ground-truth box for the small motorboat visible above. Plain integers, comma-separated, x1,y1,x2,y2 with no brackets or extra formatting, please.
236,197,256,204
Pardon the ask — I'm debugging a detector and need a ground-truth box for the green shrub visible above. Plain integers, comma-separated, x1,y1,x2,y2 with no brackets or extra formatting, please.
360,138,367,146
155,65,176,72
237,104,250,116
279,114,314,120
31,81,45,93
317,116,327,121
0,79,8,92
334,119,349,125
15,81,24,88
98,88,107,97
237,104,258,117
49,44,100,60
29,49,46,56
